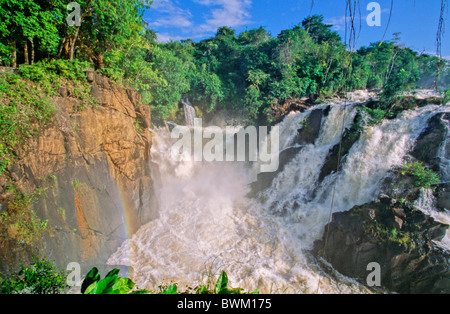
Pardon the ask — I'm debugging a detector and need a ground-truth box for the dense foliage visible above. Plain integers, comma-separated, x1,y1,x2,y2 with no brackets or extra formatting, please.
401,161,441,190
1,1,448,126
0,256,68,294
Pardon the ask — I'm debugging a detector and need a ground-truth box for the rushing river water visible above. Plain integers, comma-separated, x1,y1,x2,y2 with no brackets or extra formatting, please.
107,100,450,294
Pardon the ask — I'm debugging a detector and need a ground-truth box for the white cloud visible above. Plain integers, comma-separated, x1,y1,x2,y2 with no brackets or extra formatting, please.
152,15,193,28
421,50,450,60
149,0,193,29
149,0,253,41
194,0,253,33
156,30,210,43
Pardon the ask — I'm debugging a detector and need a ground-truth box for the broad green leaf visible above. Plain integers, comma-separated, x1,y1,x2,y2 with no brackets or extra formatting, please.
84,281,99,295
229,287,243,294
81,267,100,294
110,277,135,294
105,268,120,280
163,284,178,294
215,271,229,294
130,289,151,294
196,285,209,295
95,275,119,294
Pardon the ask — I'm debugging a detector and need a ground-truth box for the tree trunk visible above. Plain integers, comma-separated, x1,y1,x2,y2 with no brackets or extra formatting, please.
69,27,80,61
11,41,16,67
63,37,70,60
57,37,66,59
96,53,104,69
24,39,29,65
29,39,35,65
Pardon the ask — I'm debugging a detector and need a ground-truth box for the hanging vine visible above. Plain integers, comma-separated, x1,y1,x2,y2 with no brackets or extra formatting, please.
436,0,448,90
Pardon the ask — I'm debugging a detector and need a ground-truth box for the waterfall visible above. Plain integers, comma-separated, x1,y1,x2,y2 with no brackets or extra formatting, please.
107,102,449,294
259,105,445,251
182,97,196,127
414,188,450,251
438,117,450,182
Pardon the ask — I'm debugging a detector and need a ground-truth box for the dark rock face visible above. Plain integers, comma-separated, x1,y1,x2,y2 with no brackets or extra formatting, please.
269,96,319,124
318,116,361,185
411,113,450,172
296,109,324,145
250,146,302,194
312,198,450,294
436,183,450,211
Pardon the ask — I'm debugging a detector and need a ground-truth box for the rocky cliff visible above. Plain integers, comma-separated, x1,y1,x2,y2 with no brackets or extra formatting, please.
0,71,158,275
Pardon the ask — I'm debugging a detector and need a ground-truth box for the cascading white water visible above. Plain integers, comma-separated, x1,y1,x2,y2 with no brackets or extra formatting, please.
414,188,450,251
437,116,450,182
182,97,197,127
107,102,449,294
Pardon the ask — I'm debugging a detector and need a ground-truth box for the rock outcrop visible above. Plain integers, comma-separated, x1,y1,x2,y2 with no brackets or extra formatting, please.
411,112,450,173
0,72,158,275
312,197,450,294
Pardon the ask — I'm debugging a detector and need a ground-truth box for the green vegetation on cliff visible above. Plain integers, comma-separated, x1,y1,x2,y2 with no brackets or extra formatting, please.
0,59,93,175
401,161,441,190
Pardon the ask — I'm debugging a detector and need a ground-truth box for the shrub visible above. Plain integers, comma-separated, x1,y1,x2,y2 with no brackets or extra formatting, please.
19,59,90,82
359,106,387,126
0,256,68,294
443,89,450,105
0,186,49,246
401,161,440,190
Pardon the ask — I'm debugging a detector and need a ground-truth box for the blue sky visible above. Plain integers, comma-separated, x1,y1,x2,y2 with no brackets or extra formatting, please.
144,0,449,57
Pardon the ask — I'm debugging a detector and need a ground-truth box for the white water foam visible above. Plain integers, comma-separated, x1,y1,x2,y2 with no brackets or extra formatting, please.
108,104,448,293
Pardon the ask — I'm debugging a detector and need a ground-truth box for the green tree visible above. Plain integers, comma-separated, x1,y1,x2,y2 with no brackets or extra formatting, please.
0,0,63,65
80,0,151,69
238,26,271,47
302,15,342,46
149,46,191,123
